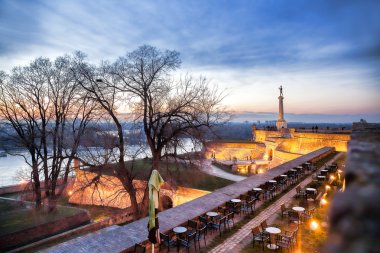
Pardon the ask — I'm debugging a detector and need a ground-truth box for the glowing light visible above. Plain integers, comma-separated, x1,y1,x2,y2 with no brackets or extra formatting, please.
20,179,27,184
320,198,327,205
337,169,343,174
330,175,335,180
257,168,264,174
68,191,73,196
310,220,319,230
325,185,331,191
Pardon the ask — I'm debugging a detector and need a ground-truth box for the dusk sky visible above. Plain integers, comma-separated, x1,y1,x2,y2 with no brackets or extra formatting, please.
1,0,379,123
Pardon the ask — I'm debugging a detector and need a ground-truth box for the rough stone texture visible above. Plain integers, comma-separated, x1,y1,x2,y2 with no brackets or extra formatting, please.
324,123,380,253
204,141,266,160
255,129,350,152
69,171,173,209
42,147,333,253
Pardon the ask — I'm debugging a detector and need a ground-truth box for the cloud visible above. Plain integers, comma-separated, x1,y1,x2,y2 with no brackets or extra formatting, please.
0,0,379,120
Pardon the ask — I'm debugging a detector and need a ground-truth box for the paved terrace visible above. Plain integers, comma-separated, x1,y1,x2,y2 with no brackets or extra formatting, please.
42,147,334,253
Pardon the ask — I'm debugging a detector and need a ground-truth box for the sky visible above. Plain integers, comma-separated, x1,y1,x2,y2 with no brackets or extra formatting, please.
0,0,379,123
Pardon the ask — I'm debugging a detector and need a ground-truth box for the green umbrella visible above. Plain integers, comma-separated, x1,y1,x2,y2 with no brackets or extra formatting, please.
148,169,164,250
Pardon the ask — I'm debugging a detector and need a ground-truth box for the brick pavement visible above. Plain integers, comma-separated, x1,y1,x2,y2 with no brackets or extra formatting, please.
208,152,343,253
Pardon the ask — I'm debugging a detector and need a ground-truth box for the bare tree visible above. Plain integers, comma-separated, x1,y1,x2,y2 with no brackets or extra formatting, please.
71,54,144,219
111,45,228,169
69,46,228,219
0,55,98,210
106,45,228,215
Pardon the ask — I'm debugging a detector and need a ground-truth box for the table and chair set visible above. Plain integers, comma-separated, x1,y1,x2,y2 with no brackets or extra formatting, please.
252,218,299,252
312,162,339,185
159,160,315,252
252,201,317,252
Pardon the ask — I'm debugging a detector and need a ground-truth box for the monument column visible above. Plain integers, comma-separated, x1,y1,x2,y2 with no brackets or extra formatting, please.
278,96,284,121
276,85,287,130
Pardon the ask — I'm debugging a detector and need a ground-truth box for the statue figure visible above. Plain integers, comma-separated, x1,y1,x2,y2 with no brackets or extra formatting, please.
279,85,283,96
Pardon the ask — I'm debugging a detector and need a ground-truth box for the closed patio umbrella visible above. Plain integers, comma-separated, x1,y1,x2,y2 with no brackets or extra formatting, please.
148,169,164,252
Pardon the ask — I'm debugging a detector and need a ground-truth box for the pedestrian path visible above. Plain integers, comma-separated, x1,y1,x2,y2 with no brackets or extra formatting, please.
199,159,247,182
209,152,343,253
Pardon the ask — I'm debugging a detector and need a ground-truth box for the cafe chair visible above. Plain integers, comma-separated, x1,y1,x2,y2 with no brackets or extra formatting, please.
159,232,176,253
179,232,197,253
251,226,269,250
276,234,292,253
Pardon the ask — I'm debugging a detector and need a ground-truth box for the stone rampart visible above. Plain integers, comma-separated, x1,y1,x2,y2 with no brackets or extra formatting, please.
69,170,174,209
255,129,349,153
173,187,210,207
273,149,302,163
324,123,380,253
204,141,265,160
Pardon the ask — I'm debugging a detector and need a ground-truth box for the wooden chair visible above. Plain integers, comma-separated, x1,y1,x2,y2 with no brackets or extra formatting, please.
179,232,197,253
281,204,290,219
252,226,269,250
296,186,306,198
134,243,146,253
288,210,300,225
159,232,176,253
198,215,212,232
195,224,207,248
276,234,292,252
226,212,235,230
187,219,198,236
301,207,315,221
260,220,269,235
211,216,226,237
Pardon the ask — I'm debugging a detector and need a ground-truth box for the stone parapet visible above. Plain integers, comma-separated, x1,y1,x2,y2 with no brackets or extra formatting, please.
324,123,380,253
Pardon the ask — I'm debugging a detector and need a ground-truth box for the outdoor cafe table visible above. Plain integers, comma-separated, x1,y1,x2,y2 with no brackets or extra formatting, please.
231,199,241,203
268,180,277,183
253,188,262,191
265,227,281,250
320,169,328,176
206,211,218,217
306,188,317,199
173,226,187,252
317,175,326,182
292,206,305,224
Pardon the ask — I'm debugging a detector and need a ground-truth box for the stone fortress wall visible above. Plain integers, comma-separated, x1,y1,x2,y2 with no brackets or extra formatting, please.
204,141,266,160
68,168,207,209
204,128,350,169
255,129,350,153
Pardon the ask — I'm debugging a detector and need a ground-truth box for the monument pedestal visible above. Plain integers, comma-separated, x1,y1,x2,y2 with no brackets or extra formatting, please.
276,119,287,130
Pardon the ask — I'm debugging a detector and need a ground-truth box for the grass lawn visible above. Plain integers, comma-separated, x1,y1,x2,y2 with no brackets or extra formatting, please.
0,199,84,236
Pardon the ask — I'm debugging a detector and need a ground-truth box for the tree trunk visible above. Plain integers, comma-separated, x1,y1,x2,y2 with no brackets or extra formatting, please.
32,161,42,209
120,175,140,219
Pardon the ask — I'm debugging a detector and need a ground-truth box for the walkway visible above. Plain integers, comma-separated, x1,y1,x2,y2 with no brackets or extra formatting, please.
209,152,344,253
199,159,247,182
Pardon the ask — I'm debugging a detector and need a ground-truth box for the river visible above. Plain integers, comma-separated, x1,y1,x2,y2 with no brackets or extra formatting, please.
0,138,201,187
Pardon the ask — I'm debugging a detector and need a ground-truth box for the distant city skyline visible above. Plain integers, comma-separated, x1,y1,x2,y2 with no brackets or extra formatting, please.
1,0,379,122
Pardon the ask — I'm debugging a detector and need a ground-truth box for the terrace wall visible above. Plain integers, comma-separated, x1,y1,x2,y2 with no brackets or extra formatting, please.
324,123,380,253
204,141,266,160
